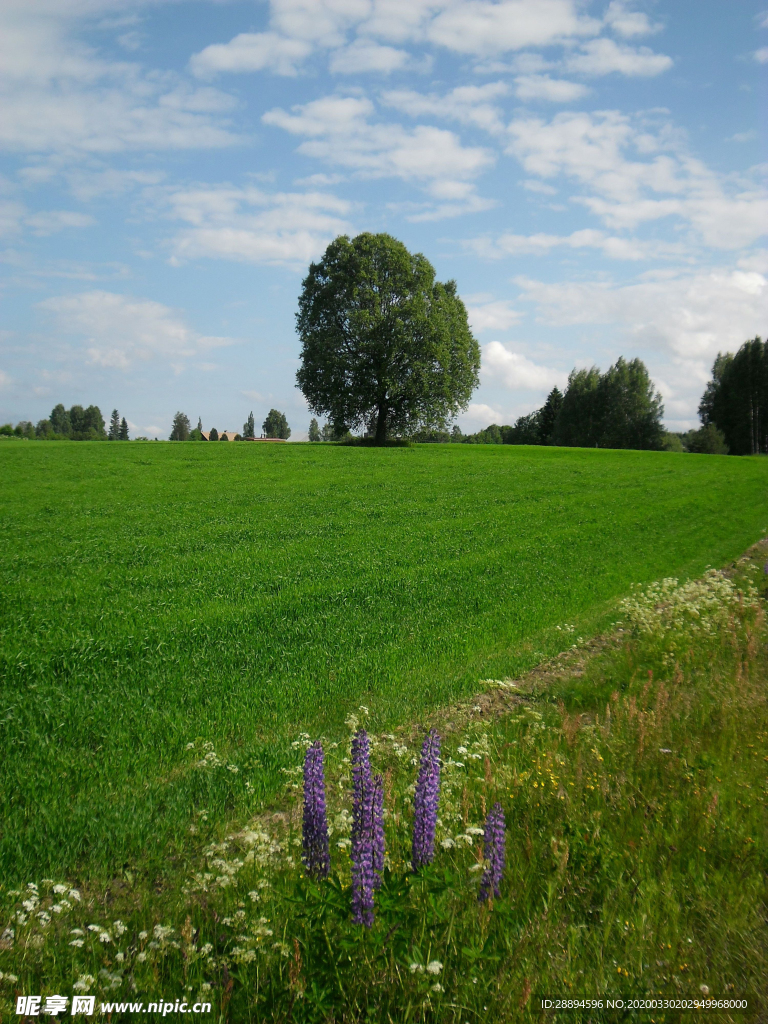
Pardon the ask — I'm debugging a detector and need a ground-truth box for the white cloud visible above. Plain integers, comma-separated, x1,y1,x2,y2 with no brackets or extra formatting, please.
728,130,758,143
381,83,509,134
163,184,354,266
0,199,25,237
330,41,411,74
0,369,11,389
190,32,312,78
263,94,494,217
0,4,241,155
603,1,662,38
481,341,564,390
565,38,672,77
467,228,683,262
505,110,768,249
464,401,504,425
515,268,767,366
65,168,166,202
754,46,768,63
26,210,96,235
40,290,234,370
466,298,520,331
426,0,600,56
513,75,589,102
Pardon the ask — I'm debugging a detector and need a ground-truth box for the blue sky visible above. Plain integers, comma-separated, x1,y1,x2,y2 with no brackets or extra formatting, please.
1,0,766,439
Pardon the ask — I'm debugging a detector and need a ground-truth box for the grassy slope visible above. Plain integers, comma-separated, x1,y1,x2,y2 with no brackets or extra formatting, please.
1,441,767,881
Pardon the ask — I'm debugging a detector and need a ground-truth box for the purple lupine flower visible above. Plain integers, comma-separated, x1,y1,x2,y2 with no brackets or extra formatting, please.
372,772,385,889
302,741,330,879
412,729,441,870
478,802,506,903
351,729,376,926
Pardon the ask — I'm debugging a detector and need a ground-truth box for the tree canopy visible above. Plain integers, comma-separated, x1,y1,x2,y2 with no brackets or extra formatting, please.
551,358,664,450
170,412,190,441
243,411,255,439
296,233,480,444
699,337,767,455
263,409,291,439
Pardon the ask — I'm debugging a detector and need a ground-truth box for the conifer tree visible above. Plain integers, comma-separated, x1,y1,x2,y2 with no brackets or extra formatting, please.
108,409,120,440
119,417,129,440
243,411,255,439
308,417,321,442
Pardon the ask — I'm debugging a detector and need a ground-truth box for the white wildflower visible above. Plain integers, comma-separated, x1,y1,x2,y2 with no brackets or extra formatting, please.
138,930,148,941
409,963,424,974
73,975,95,993
52,884,68,895
136,951,147,962
113,920,127,936
440,838,455,850
69,939,85,948
426,961,443,975
431,983,444,993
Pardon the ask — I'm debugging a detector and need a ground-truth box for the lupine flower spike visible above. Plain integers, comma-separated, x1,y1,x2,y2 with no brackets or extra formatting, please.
302,741,330,879
351,729,376,926
478,802,506,903
412,729,441,870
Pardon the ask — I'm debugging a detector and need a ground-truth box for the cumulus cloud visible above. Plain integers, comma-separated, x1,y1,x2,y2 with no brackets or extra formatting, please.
505,110,768,249
426,0,600,56
754,46,768,63
467,229,684,262
565,38,672,77
330,41,411,74
190,32,312,78
381,83,509,134
481,342,565,390
466,298,520,332
513,75,589,102
0,3,241,155
26,210,96,235
603,1,662,38
263,94,494,217
515,268,767,366
162,184,353,265
39,290,234,370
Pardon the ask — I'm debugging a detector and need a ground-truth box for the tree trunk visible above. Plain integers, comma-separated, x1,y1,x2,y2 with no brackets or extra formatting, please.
374,403,388,445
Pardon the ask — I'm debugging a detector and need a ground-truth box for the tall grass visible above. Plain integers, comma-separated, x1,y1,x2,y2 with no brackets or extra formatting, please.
1,442,767,885
1,548,766,1022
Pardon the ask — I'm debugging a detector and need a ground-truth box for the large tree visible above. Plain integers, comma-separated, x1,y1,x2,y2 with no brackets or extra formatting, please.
108,409,120,440
243,411,256,439
296,233,480,444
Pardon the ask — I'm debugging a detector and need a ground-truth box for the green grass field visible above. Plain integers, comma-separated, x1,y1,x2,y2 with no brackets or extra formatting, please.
1,441,767,886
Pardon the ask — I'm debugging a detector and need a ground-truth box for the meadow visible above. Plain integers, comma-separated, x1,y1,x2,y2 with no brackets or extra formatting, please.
0,460,765,1020
1,441,767,891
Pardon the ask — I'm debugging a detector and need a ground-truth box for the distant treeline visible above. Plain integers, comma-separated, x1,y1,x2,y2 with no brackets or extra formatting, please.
415,356,669,451
415,344,768,456
0,404,127,441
